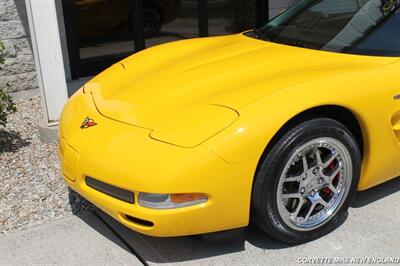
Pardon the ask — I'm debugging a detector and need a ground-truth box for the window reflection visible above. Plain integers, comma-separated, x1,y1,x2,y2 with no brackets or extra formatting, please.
74,0,135,60
257,0,400,55
209,0,256,36
145,0,198,48
143,0,181,37
225,0,256,33
145,0,257,47
68,0,268,77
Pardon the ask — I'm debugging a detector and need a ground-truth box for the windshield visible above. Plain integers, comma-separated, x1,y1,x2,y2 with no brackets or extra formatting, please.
252,0,400,56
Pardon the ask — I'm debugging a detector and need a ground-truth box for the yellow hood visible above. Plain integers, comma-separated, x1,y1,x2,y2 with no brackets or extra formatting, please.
85,33,393,147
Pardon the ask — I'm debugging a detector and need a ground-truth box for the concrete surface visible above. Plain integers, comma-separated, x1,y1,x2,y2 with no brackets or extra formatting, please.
98,177,400,265
38,118,59,143
0,212,142,265
0,177,399,265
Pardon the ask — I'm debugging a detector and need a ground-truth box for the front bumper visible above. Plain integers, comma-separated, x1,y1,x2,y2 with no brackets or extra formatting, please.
59,90,257,237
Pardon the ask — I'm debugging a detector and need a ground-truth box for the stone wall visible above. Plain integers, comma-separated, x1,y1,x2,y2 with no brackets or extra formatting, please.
0,0,38,93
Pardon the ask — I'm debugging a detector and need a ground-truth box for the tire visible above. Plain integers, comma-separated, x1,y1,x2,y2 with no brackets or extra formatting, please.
251,118,361,244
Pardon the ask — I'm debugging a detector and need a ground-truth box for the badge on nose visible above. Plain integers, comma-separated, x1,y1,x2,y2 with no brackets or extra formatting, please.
80,117,97,129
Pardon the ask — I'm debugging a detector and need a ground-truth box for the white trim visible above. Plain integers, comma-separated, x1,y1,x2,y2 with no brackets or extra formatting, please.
25,0,68,124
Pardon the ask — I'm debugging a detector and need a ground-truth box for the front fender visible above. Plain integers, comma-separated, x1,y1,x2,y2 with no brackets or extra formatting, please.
203,65,400,190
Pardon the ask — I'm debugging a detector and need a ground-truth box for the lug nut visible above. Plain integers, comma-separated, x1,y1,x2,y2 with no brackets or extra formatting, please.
318,178,324,184
300,187,306,194
311,190,316,196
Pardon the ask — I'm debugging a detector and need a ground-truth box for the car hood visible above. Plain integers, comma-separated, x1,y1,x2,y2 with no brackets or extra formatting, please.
85,33,394,147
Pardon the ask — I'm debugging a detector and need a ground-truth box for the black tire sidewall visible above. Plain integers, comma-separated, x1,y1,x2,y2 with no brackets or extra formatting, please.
252,118,361,244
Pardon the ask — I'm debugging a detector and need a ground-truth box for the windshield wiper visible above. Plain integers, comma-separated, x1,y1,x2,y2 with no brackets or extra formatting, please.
251,28,274,41
252,28,263,39
280,40,312,49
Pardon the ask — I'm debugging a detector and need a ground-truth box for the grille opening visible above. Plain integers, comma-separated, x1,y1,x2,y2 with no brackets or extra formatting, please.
125,215,154,227
85,176,135,204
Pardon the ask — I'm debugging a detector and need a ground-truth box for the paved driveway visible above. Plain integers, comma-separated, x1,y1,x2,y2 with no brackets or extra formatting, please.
99,177,400,265
1,177,399,265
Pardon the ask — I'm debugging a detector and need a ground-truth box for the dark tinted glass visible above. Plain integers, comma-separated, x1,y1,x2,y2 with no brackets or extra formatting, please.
208,0,256,36
73,0,135,60
349,10,400,56
145,0,198,48
254,0,400,56
146,0,258,47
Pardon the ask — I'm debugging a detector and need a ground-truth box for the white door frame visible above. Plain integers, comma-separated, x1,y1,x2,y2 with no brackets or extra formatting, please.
25,0,69,125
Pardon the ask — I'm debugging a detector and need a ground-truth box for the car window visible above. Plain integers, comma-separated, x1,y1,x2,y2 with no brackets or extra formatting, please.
310,0,366,15
347,10,400,56
254,0,400,56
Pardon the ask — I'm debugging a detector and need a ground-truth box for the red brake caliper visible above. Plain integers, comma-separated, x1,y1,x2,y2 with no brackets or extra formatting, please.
322,161,337,195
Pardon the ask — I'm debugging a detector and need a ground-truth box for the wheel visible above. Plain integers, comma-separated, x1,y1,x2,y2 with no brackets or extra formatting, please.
143,7,162,37
251,118,361,244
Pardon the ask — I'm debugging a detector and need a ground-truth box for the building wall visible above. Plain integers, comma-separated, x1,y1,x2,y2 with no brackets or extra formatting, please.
0,0,38,93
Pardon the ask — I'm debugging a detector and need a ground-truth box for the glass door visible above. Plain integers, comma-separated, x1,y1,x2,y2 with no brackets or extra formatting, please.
144,0,200,48
63,0,269,79
63,0,137,77
74,0,135,60
207,0,258,36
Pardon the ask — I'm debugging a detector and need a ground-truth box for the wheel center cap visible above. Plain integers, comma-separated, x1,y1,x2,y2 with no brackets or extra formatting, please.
304,180,318,192
303,168,321,192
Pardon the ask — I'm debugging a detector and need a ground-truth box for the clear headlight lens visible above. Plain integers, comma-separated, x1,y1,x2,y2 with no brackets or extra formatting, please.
138,193,208,209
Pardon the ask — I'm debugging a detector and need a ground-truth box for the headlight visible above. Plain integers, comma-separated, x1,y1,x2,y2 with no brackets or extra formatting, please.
138,193,208,209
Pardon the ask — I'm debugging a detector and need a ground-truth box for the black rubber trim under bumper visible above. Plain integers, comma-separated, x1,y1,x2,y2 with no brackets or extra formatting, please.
86,176,135,204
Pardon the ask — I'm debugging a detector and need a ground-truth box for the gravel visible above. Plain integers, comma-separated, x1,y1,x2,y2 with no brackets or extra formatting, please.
0,95,93,235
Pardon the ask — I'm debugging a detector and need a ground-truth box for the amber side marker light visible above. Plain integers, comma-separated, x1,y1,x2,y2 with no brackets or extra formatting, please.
138,193,208,209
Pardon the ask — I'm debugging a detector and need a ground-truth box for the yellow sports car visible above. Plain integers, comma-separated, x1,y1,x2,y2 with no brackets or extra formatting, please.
60,0,400,243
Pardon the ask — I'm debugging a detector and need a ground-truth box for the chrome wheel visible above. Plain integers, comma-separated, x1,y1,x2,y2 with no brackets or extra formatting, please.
276,137,353,231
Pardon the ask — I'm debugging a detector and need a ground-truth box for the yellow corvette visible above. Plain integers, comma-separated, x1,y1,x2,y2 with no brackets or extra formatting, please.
60,0,400,243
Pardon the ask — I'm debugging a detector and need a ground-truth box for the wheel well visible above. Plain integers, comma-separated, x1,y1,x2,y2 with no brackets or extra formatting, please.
264,105,364,160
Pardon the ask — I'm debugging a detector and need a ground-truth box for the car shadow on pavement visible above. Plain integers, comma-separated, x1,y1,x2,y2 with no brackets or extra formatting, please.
351,176,400,208
73,207,348,264
0,130,30,153
73,210,135,255
93,208,298,264
68,189,136,255
71,177,399,264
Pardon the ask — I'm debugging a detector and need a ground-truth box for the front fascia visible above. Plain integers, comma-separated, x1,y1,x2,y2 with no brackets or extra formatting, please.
59,90,258,236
